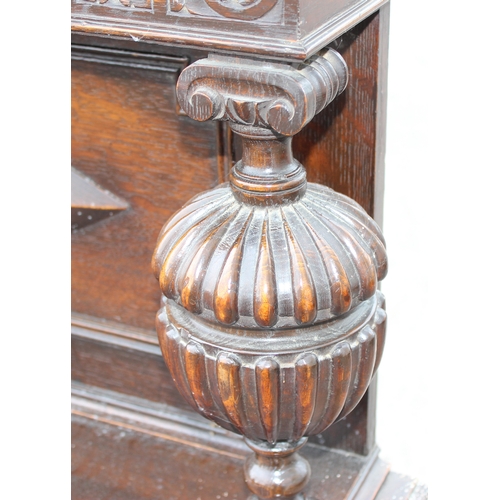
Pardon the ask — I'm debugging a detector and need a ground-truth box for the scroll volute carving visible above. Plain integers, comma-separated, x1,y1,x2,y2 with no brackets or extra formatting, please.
176,49,348,136
152,48,388,500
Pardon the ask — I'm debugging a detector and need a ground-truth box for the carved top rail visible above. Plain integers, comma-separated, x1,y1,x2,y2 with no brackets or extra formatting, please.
71,0,388,61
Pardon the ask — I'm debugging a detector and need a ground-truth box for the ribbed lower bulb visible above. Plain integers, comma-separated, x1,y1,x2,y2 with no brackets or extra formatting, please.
155,288,386,499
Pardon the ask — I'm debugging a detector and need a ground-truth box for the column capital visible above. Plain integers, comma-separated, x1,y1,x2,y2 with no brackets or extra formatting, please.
176,48,348,136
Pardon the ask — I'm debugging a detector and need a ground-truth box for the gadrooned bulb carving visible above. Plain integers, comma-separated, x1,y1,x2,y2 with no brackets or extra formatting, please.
156,288,386,443
152,182,387,330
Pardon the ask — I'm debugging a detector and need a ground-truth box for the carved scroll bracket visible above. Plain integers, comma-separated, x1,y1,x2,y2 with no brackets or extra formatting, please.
177,49,348,136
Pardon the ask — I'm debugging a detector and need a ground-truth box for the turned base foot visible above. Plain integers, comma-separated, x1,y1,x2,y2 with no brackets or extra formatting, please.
244,438,311,500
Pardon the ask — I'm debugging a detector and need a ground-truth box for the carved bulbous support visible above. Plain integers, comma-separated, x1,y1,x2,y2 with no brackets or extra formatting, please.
152,48,388,499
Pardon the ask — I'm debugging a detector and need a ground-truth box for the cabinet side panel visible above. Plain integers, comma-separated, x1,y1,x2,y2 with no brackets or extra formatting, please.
71,49,219,330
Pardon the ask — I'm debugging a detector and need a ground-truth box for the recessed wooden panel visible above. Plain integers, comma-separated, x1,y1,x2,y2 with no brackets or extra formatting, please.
71,335,192,412
71,46,219,330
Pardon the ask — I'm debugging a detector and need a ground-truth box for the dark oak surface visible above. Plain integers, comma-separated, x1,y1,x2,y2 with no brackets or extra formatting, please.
71,0,387,61
72,384,404,500
69,4,408,497
71,10,386,332
72,317,192,413
296,12,386,222
72,416,374,500
71,385,425,499
71,8,388,457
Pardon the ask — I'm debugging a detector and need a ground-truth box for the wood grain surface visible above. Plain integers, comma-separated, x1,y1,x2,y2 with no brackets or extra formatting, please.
71,46,218,330
71,383,388,500
71,7,389,463
295,12,384,221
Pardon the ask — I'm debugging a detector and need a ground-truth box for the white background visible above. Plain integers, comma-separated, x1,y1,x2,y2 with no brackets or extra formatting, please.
377,0,500,497
2,0,500,497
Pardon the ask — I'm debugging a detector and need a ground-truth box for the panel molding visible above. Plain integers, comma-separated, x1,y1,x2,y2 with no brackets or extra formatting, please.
71,44,188,72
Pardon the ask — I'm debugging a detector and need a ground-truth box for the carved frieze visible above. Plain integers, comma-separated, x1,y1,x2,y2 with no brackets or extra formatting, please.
204,0,278,20
76,0,282,21
76,0,152,11
168,0,282,21
72,0,389,61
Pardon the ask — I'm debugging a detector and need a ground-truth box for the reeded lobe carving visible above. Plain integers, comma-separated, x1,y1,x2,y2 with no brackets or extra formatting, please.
152,183,387,329
156,291,386,443
254,219,278,328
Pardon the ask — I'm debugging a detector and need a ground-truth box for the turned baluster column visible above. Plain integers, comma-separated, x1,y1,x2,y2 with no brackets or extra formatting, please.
152,48,388,500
